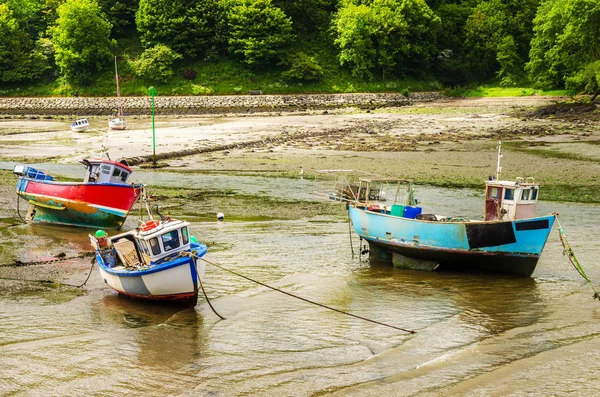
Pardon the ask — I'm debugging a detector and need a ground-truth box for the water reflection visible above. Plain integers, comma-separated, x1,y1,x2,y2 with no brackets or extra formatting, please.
92,295,208,370
354,266,542,336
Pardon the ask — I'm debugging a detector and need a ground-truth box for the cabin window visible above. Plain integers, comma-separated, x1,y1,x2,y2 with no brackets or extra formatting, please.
101,165,112,175
531,188,538,200
504,188,515,200
488,187,500,199
161,230,180,252
149,238,161,255
112,168,121,178
181,226,189,244
120,171,129,182
138,240,150,257
522,189,531,200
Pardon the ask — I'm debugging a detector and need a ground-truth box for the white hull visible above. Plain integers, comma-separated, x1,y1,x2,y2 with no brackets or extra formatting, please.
109,118,126,130
71,119,89,132
97,259,206,298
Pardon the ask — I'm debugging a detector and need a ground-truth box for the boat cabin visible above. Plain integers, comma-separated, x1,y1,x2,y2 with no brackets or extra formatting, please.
81,159,132,184
95,219,193,268
134,219,192,264
484,177,539,221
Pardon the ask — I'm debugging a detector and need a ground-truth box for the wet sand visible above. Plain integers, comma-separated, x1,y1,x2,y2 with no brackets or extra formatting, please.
2,96,598,202
1,96,600,396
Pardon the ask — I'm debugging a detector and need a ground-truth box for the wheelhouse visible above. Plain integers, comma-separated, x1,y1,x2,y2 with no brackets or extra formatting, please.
82,159,132,184
135,219,192,264
484,177,539,221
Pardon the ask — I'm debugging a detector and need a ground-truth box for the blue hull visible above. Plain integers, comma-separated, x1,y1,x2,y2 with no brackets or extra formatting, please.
349,206,555,276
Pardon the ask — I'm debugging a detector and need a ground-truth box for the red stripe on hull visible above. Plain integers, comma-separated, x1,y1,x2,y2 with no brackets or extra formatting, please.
23,180,140,211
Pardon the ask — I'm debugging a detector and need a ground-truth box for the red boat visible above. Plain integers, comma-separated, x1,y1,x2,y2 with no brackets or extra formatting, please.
14,159,143,229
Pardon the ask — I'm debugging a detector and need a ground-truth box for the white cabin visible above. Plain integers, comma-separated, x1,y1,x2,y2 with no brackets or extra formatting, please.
81,159,132,184
484,177,539,221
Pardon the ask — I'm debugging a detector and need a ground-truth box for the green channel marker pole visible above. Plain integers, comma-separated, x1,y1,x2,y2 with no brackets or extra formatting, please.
149,86,156,166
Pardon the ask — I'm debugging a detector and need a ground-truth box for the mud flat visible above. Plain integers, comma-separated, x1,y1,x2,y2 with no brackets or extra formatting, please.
0,96,599,204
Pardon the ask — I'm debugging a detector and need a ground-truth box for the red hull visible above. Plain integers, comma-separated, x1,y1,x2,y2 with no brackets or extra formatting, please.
22,180,140,212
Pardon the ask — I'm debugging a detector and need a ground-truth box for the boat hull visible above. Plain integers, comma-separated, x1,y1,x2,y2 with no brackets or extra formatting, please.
109,118,126,130
16,177,141,229
96,244,208,305
349,206,555,276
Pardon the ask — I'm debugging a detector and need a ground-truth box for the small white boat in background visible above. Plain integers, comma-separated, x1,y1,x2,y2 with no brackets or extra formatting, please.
109,117,126,130
71,118,89,132
109,56,126,130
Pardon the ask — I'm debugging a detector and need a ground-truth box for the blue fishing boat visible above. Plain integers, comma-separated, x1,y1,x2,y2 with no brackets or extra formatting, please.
90,217,208,305
322,144,556,276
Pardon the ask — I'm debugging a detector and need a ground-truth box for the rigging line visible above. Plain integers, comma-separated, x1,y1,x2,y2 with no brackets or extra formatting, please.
201,256,416,334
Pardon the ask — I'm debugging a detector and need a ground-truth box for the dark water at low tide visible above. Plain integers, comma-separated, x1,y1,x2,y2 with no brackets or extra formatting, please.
1,171,599,396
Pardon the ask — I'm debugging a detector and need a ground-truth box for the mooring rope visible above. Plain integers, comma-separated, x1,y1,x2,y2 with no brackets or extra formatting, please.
0,256,95,288
200,256,416,334
16,193,26,224
555,214,600,300
186,253,225,319
348,206,355,258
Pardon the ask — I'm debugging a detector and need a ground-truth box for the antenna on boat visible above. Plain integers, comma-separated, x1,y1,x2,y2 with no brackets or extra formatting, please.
99,128,110,160
496,140,503,180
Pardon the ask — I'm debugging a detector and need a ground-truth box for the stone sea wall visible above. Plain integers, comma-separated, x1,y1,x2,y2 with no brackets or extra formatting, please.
0,92,443,116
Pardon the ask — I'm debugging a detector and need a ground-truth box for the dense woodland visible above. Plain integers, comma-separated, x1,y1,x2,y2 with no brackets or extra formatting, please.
0,0,599,96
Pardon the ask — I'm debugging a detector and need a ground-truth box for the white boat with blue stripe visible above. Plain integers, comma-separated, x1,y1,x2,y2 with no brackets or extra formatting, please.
90,217,208,306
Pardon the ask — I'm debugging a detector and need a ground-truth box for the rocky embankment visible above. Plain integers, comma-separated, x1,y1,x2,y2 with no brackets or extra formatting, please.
0,92,443,116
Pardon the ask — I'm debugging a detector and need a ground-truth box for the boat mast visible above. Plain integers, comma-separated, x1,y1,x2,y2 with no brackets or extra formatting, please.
496,140,502,180
114,56,123,117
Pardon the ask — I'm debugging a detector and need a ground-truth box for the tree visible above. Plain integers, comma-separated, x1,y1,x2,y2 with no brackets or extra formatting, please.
98,0,138,38
50,0,115,85
223,0,294,68
527,0,600,89
133,44,182,83
0,3,49,83
333,0,440,79
463,0,538,84
136,0,222,59
271,0,338,34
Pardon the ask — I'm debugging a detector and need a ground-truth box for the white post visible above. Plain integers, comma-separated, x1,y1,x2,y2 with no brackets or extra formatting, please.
496,140,503,180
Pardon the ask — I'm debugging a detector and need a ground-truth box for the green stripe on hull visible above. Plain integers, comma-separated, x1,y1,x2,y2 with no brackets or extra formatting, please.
30,206,126,229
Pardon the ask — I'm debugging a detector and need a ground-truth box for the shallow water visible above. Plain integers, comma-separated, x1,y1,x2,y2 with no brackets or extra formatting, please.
1,170,599,396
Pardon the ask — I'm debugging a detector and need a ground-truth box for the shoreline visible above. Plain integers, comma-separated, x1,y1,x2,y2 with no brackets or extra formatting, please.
0,92,442,116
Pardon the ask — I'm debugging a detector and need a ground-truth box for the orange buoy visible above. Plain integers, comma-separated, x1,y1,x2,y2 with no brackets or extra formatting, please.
140,219,160,232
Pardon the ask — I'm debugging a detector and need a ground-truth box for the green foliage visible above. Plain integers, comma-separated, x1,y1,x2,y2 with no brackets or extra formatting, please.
0,3,50,83
565,60,600,98
98,0,138,38
271,0,338,34
223,0,294,68
133,44,182,83
50,0,115,86
280,52,324,82
333,0,440,80
463,0,538,83
527,0,600,90
136,0,222,59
